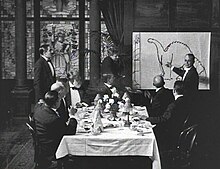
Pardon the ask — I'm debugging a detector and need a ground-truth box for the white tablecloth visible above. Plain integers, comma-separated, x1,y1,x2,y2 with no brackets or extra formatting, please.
56,128,161,169
56,106,161,169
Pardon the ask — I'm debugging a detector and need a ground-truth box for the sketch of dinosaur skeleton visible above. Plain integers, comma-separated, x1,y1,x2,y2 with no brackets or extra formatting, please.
147,38,207,81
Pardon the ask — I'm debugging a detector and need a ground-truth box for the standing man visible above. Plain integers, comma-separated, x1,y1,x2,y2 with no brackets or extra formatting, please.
34,44,56,103
101,49,120,77
165,53,199,98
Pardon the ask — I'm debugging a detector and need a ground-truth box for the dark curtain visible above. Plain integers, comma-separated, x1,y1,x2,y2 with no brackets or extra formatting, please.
99,0,124,51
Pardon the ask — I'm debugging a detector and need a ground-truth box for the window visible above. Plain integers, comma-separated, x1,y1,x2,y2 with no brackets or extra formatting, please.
0,0,109,80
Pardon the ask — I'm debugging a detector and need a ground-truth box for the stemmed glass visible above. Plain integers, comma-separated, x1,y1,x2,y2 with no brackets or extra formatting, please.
83,122,92,132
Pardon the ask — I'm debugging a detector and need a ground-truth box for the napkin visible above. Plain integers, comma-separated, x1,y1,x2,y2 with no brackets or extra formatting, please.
91,101,104,135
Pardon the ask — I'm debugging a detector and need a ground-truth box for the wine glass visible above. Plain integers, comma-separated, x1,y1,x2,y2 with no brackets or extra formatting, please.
83,123,91,132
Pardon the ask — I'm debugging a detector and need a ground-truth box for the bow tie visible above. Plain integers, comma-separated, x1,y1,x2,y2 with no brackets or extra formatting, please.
71,86,80,90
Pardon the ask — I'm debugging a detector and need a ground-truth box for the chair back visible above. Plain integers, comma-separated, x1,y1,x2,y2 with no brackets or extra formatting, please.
182,113,190,129
177,124,198,154
161,124,198,169
26,122,35,139
26,121,40,168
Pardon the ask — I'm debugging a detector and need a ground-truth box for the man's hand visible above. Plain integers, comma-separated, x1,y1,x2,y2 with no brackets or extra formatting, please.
140,115,148,120
144,90,152,100
69,106,77,115
165,62,172,68
38,99,45,104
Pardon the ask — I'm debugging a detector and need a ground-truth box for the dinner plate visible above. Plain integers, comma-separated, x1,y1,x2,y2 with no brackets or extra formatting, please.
77,128,90,133
133,106,145,111
136,128,152,135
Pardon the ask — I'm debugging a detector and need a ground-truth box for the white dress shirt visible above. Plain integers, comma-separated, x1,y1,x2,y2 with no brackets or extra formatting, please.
104,83,114,93
171,66,191,81
69,81,81,107
174,94,183,100
183,67,191,80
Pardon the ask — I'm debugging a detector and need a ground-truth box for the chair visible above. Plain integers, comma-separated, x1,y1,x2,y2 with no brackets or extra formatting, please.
161,124,198,169
26,118,59,169
182,114,190,129
26,122,40,169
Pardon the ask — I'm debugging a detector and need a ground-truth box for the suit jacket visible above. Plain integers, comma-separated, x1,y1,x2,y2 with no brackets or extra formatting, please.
57,98,69,123
34,57,56,102
101,56,118,76
97,81,113,98
33,104,77,163
65,81,90,107
147,96,189,150
173,66,199,97
149,87,174,117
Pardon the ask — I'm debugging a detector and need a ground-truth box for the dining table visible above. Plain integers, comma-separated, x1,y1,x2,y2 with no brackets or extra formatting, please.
56,105,161,169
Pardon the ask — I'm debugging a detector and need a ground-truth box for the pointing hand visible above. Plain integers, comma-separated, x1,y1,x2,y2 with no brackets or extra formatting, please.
165,62,172,68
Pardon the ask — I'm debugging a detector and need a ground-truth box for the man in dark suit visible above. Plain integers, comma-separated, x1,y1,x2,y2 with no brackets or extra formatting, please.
34,44,56,103
98,73,121,99
165,53,199,98
33,91,77,168
145,75,174,147
101,49,120,77
51,81,69,123
147,75,174,117
145,81,189,151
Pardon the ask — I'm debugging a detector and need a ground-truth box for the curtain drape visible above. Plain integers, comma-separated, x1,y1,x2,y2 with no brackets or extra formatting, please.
99,0,124,52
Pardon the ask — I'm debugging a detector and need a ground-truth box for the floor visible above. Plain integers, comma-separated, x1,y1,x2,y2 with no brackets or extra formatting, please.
0,118,35,169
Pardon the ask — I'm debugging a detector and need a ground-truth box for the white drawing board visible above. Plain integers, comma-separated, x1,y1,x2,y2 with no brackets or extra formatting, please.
132,32,210,89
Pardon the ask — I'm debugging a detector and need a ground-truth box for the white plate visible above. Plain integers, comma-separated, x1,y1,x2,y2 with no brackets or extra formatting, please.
133,106,145,111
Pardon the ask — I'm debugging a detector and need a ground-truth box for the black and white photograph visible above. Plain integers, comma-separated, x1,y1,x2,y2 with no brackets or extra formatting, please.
0,0,219,169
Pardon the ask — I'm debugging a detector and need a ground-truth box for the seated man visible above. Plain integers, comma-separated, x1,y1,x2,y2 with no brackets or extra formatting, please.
147,75,174,117
98,73,121,99
145,75,174,148
66,70,90,108
51,81,69,123
144,81,189,151
33,91,77,168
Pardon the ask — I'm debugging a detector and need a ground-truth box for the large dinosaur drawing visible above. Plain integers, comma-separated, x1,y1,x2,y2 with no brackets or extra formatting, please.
147,38,207,83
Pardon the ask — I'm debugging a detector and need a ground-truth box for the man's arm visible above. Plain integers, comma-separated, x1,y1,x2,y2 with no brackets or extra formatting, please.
34,63,43,102
165,62,185,77
172,67,185,77
146,102,175,124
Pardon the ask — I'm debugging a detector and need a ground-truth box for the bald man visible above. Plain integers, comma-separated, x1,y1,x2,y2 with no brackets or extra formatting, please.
144,75,174,150
148,75,174,118
51,82,69,123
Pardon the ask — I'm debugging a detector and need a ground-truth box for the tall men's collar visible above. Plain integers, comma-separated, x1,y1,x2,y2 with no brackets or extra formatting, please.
174,94,183,100
69,81,74,87
51,107,60,117
155,87,163,93
184,66,192,71
104,83,112,88
41,55,50,61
